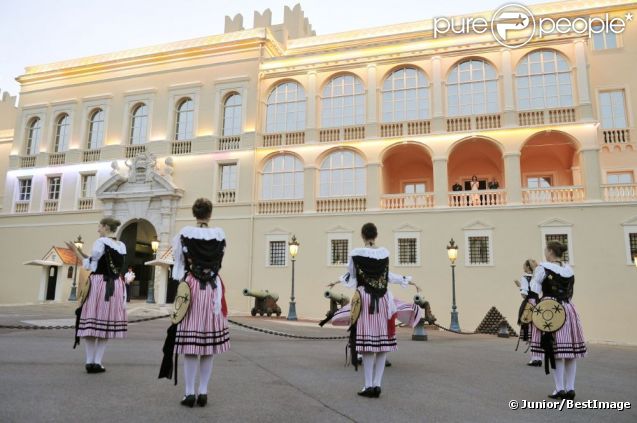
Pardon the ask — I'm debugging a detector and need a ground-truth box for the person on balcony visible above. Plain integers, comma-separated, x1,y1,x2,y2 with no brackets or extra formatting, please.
514,259,542,367
529,241,586,401
470,175,481,206
67,217,127,374
452,181,463,192
488,178,500,190
331,223,419,398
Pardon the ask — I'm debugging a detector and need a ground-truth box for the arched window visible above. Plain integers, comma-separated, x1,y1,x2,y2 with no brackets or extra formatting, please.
261,154,304,200
53,114,70,152
129,103,148,145
516,50,573,110
266,82,306,133
319,150,365,197
175,98,194,140
382,67,430,122
447,59,498,116
321,75,365,128
87,108,104,150
223,93,242,136
25,117,42,155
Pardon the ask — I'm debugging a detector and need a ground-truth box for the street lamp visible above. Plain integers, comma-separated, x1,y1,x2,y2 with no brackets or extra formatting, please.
68,235,84,301
446,238,460,332
287,235,300,321
147,236,159,304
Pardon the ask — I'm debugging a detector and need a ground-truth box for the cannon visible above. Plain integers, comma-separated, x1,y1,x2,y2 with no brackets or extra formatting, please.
243,288,281,317
412,294,437,341
319,289,350,327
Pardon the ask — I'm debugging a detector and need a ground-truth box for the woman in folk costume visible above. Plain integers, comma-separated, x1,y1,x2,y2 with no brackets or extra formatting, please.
164,198,230,407
338,223,418,398
529,241,586,400
514,259,542,367
67,217,127,374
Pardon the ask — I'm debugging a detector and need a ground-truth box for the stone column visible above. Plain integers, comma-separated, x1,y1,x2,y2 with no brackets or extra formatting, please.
306,71,318,143
367,163,382,210
501,49,517,127
433,157,448,207
366,64,378,138
580,147,602,201
575,40,593,120
304,166,317,212
503,152,522,204
431,56,445,132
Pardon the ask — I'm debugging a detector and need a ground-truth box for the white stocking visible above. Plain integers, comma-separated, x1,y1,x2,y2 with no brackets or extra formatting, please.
372,352,387,387
361,353,374,388
84,337,96,364
183,355,198,396
564,359,577,391
94,338,108,365
198,356,214,395
552,359,565,392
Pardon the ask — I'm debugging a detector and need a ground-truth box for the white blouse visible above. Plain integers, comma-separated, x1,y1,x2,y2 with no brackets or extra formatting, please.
338,246,412,289
529,261,574,296
518,272,533,296
82,237,127,273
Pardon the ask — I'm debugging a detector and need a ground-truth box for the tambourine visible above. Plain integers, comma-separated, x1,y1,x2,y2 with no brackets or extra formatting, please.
171,282,191,324
531,298,566,333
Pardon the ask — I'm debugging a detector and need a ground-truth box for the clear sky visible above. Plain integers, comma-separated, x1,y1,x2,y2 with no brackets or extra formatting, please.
0,0,550,97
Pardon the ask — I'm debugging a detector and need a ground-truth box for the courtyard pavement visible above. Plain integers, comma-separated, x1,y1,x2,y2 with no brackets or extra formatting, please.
0,301,635,423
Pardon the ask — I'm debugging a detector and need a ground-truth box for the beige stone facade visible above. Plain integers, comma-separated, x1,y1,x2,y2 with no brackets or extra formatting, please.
1,1,637,344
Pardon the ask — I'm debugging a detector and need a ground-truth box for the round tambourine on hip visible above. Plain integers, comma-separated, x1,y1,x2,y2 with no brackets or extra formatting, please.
171,282,191,325
520,301,535,324
532,298,566,333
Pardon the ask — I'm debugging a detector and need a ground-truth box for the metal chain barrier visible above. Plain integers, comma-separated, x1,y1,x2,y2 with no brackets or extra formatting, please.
228,319,348,340
0,313,171,330
431,322,480,335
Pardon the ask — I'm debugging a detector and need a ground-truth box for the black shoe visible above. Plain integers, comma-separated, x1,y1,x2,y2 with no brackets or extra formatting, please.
93,364,106,373
548,390,566,399
527,360,542,367
180,395,196,407
373,386,381,398
385,360,392,367
357,387,376,398
565,390,575,400
196,394,208,407
85,363,95,373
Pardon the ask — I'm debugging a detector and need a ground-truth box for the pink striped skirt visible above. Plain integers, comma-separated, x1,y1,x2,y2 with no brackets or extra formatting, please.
354,288,398,353
78,274,127,339
174,275,230,356
530,299,586,359
330,298,421,328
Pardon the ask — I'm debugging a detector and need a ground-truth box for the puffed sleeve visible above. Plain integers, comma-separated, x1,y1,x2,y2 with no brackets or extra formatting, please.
83,239,105,272
171,232,185,280
529,266,545,296
338,254,357,289
388,271,411,287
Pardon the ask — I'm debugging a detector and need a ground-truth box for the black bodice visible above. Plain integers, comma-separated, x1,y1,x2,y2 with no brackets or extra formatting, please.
541,267,574,302
181,236,226,287
352,255,389,313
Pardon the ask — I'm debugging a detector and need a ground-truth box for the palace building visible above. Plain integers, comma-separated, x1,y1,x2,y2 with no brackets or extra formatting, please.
1,1,636,344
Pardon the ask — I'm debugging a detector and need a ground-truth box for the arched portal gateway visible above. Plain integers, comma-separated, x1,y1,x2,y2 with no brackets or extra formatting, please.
96,153,183,304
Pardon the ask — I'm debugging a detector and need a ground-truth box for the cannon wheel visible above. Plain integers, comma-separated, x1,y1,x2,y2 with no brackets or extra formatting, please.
251,308,257,317
259,311,264,316
266,311,272,317
275,311,281,317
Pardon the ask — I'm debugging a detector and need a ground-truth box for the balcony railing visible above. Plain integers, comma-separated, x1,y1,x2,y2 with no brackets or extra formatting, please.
380,193,434,209
125,145,146,158
48,152,66,166
171,140,192,155
602,128,631,144
602,184,637,202
219,136,240,151
14,201,29,213
43,199,59,212
257,199,304,215
78,198,94,210
82,149,101,163
519,107,576,127
380,120,431,138
319,126,365,142
20,156,36,168
522,186,585,204
216,190,236,204
448,190,506,207
446,114,501,133
317,196,366,213
263,131,305,147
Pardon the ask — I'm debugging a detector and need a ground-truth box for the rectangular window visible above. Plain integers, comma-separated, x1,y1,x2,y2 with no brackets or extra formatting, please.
607,172,633,185
18,178,32,201
220,164,238,191
545,233,570,263
330,239,349,265
629,233,637,262
47,177,61,200
599,90,627,129
269,241,286,266
527,176,552,189
403,182,426,194
468,236,490,265
397,238,418,265
81,174,96,198
592,25,618,50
